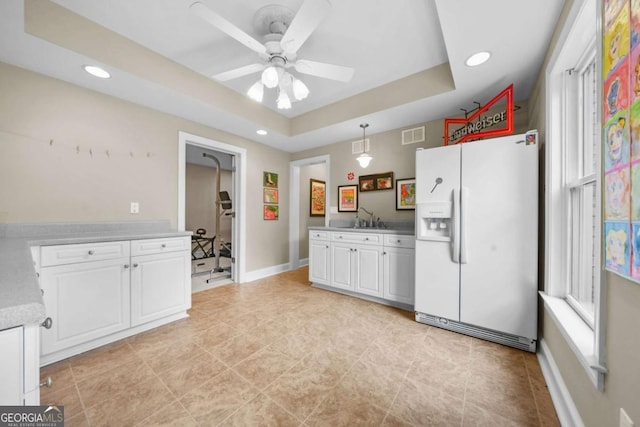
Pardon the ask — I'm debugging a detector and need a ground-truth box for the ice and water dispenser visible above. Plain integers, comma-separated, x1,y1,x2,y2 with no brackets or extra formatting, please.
416,200,452,241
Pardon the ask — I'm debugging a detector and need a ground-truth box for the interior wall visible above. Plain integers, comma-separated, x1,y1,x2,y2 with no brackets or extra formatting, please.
291,103,530,224
298,163,326,260
526,0,640,425
0,61,290,273
185,163,232,243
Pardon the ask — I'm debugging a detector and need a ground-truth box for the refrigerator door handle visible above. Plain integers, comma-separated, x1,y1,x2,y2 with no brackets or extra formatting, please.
452,188,460,263
460,186,469,264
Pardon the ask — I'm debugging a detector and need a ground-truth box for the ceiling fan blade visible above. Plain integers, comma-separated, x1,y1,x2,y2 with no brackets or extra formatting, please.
280,0,331,54
294,60,355,82
190,1,267,55
213,63,265,81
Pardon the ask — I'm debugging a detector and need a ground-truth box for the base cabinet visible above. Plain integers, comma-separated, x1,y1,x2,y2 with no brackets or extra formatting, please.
40,257,131,355
308,231,330,285
0,324,40,405
310,230,414,306
383,247,415,305
38,237,190,364
131,251,190,326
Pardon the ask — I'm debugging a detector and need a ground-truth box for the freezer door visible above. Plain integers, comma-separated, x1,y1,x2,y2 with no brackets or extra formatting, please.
414,145,461,320
459,134,538,339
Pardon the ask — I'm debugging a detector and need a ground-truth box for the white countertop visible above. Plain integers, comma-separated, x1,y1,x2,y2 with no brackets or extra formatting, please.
0,221,191,331
308,226,415,236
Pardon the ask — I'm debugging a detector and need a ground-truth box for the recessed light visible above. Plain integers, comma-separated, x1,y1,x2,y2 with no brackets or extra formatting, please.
465,51,491,67
256,129,268,136
83,65,110,79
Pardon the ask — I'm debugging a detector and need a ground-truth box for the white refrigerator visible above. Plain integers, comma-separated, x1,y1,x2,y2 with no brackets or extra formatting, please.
414,132,538,351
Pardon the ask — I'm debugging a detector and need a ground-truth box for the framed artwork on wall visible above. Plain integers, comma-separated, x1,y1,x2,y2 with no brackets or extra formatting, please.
338,185,358,212
396,178,416,210
263,171,278,188
359,171,394,191
264,205,279,220
263,188,279,204
310,179,326,217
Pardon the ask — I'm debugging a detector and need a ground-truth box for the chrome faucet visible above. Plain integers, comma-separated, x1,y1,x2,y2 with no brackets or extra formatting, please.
358,206,374,227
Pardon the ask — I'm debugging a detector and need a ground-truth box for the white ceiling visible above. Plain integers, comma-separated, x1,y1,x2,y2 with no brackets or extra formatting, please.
0,0,565,152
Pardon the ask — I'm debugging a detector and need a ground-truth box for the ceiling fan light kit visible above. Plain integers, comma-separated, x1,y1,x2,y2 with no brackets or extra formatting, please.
247,80,264,102
191,0,354,111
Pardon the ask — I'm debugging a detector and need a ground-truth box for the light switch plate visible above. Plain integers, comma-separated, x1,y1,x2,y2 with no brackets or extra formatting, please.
130,202,139,214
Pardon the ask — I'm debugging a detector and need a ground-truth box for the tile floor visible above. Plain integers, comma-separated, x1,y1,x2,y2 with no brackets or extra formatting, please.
40,267,560,426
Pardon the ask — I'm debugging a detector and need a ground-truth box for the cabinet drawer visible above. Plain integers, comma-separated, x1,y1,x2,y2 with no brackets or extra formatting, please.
41,241,129,267
331,232,381,245
309,230,330,240
131,236,189,256
384,234,416,248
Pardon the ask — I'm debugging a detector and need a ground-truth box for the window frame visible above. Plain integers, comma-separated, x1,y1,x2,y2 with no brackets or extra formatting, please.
543,0,606,391
565,47,599,328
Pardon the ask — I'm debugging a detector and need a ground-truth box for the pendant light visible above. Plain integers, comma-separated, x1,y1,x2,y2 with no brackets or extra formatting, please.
356,123,372,168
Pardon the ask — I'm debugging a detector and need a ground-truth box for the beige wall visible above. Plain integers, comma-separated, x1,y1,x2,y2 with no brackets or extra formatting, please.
292,104,530,223
298,163,326,260
185,164,232,243
0,61,290,273
526,0,640,425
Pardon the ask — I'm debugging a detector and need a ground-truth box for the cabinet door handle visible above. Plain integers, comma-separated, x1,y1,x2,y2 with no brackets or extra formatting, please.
41,317,53,329
364,237,369,241
40,376,53,388
133,263,139,268
325,245,329,249
397,239,401,243
383,252,387,255
124,264,130,269
88,250,94,255
161,244,167,248
353,248,357,252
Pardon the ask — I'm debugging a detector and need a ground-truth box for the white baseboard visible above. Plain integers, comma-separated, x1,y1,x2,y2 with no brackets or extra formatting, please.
298,258,309,267
241,262,290,283
537,338,585,427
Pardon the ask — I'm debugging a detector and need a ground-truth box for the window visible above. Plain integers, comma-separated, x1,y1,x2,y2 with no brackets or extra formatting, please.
544,0,605,391
566,50,599,327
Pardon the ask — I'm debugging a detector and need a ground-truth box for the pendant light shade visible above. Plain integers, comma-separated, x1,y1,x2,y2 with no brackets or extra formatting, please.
356,123,372,168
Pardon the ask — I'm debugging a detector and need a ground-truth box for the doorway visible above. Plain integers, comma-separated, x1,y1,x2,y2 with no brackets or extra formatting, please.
289,155,330,270
178,131,247,288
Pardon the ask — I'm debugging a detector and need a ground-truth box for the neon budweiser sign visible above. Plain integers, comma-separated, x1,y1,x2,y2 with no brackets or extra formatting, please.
443,84,514,145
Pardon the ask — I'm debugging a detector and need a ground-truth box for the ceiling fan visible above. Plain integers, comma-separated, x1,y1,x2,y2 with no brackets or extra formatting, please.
190,0,355,109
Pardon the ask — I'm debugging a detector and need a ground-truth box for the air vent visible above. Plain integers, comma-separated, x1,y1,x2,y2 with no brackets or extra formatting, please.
351,138,370,154
402,126,425,145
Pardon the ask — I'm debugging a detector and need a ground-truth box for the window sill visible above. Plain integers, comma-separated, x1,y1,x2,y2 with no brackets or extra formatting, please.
539,292,605,391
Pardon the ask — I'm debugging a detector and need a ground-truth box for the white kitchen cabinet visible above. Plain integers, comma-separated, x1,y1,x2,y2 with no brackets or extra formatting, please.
330,232,383,297
383,234,415,305
131,249,190,326
309,229,415,307
330,242,355,290
0,324,40,405
308,231,330,285
40,257,131,355
38,236,191,364
353,244,383,297
383,247,415,304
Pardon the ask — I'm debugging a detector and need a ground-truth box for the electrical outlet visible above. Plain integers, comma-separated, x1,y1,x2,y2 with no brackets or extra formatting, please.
620,408,634,427
130,202,139,214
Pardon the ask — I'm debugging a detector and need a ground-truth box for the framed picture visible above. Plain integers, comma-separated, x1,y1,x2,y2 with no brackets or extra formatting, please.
264,171,278,188
396,178,416,210
310,179,326,217
359,171,394,191
264,205,279,220
263,188,279,204
338,185,358,212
